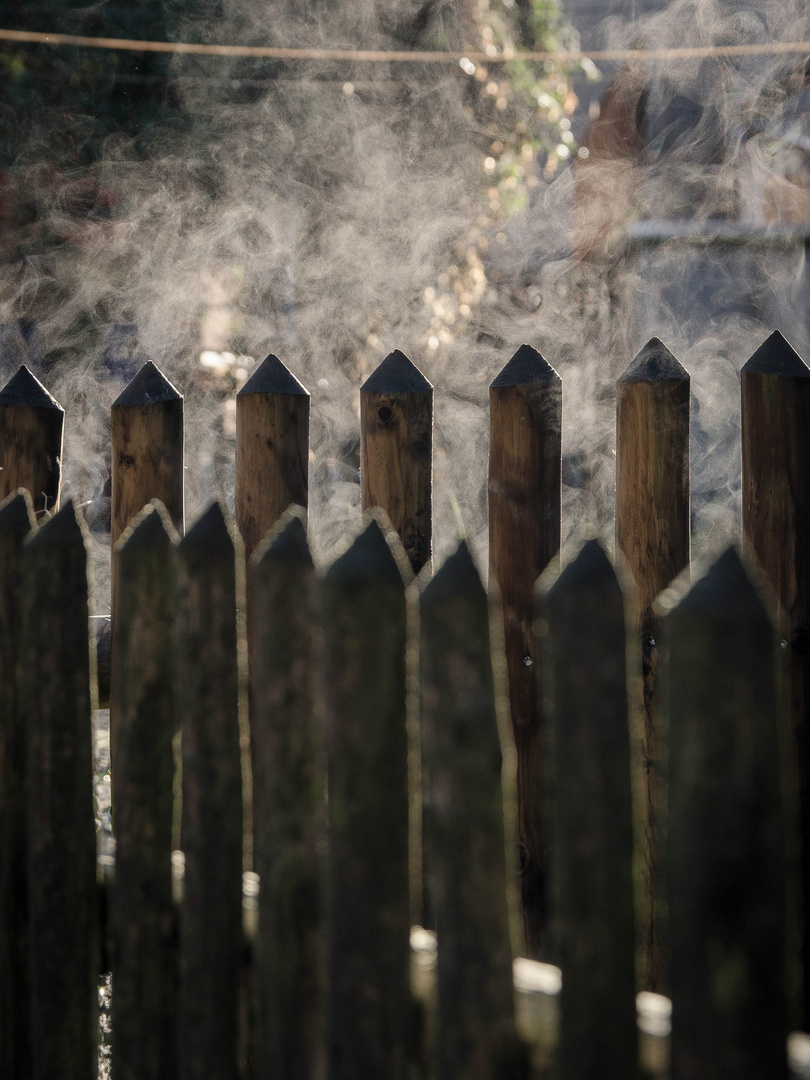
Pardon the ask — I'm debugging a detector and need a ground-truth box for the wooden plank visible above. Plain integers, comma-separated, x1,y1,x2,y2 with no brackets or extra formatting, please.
23,501,98,1080
489,342,561,959
741,328,810,1027
177,503,244,1080
111,501,179,1080
616,336,690,993
660,548,788,1080
0,366,64,516
538,539,638,1080
251,507,324,1080
235,353,309,561
0,491,35,1076
421,541,528,1080
360,350,433,575
322,515,412,1080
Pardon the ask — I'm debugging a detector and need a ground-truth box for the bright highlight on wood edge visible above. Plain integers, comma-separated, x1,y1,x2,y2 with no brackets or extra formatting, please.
0,27,809,65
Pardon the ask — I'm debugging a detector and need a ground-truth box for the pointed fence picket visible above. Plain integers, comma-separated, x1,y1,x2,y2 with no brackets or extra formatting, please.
0,331,805,1079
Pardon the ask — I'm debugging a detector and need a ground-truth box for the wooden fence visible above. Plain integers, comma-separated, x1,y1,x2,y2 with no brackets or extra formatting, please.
0,329,806,1079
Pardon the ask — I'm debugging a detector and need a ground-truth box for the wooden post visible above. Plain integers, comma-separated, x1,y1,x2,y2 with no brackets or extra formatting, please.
360,350,433,575
322,515,412,1079
616,336,690,993
235,353,310,561
741,328,810,1028
420,541,528,1080
489,342,561,959
251,507,324,1080
111,502,179,1080
659,548,788,1080
538,539,638,1080
0,490,35,1077
177,503,244,1080
111,360,184,548
0,365,64,516
22,501,98,1080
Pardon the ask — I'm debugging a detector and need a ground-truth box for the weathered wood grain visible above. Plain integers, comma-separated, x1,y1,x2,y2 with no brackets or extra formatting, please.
360,350,433,575
538,539,638,1080
489,342,561,959
0,366,64,516
616,336,690,993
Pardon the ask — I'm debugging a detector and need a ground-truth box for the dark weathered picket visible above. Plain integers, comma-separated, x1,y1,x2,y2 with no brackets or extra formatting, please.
660,548,788,1080
177,503,244,1080
741,329,810,1029
360,350,433,574
322,515,413,1080
0,366,64,516
0,490,35,1078
616,336,690,994
421,541,528,1080
538,539,638,1080
251,507,325,1080
489,342,562,960
23,502,98,1080
111,501,179,1080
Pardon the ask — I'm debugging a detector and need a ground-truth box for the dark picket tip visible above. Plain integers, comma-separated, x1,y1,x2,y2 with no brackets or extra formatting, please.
490,343,560,388
0,489,35,535
360,350,432,395
238,354,309,397
325,514,409,586
546,537,623,599
116,500,178,554
742,329,810,377
253,506,312,568
618,337,689,383
663,545,771,622
420,540,485,608
180,502,237,554
112,360,182,408
24,499,86,551
0,364,63,410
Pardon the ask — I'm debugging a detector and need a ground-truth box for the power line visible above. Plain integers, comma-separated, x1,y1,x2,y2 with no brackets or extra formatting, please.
0,27,808,66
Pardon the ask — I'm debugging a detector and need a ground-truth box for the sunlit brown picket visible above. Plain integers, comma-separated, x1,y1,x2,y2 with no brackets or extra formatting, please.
0,366,64,516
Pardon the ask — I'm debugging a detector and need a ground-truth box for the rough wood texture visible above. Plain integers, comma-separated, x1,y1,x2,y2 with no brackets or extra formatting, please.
616,336,690,993
252,507,324,1080
177,503,244,1080
360,350,433,574
489,342,561,960
0,365,64,516
421,541,528,1080
741,328,810,1027
111,360,184,548
235,354,310,561
322,515,412,1080
660,548,788,1080
538,539,638,1080
111,502,179,1080
0,491,35,1076
22,501,98,1080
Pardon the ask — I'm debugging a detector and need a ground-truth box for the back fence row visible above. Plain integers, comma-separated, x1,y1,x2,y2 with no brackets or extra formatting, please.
0,328,807,1079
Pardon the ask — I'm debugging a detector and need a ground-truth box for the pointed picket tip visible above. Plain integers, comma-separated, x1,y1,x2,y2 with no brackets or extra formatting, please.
546,537,622,598
618,338,689,383
238,354,309,397
112,360,182,408
25,499,87,551
117,500,178,554
742,329,810,377
490,343,560,388
0,489,35,536
0,364,63,410
659,545,771,623
179,501,237,554
360,350,433,395
325,513,408,588
253,505,313,569
420,540,486,609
